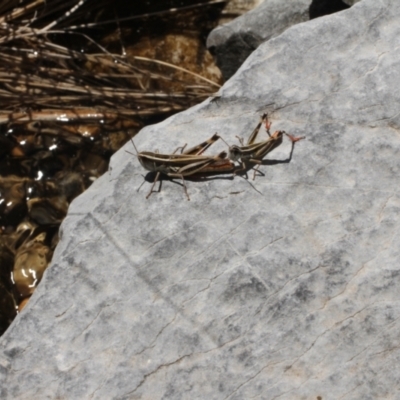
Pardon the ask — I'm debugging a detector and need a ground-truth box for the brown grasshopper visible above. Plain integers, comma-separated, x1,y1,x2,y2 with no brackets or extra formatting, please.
228,113,305,179
131,133,235,200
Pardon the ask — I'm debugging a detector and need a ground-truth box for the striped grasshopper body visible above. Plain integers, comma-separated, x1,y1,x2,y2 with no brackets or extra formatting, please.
228,114,304,179
134,133,235,200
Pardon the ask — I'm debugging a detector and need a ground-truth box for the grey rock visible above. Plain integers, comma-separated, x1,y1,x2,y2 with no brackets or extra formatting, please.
208,0,363,80
1,0,400,398
208,0,310,80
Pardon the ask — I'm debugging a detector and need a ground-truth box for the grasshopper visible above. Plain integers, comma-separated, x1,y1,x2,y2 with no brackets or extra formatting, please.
228,113,305,179
132,133,235,200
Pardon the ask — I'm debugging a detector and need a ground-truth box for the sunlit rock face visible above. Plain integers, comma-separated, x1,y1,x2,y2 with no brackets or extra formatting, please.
207,0,363,80
2,0,400,398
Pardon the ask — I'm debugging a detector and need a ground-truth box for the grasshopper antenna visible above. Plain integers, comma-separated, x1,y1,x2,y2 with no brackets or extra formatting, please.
126,135,139,157
217,134,231,148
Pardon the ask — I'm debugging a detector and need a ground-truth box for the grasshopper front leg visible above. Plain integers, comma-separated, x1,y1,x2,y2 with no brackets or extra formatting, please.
146,172,162,199
145,168,190,200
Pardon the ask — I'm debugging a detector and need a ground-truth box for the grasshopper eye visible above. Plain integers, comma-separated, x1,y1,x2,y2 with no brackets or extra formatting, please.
229,146,241,161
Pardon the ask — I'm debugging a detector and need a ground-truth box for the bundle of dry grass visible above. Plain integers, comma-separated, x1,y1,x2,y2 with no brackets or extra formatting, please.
0,0,225,120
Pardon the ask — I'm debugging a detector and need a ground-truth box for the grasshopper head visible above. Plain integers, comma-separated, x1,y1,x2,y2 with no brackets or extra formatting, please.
273,130,284,138
271,131,285,144
137,152,156,172
228,145,242,161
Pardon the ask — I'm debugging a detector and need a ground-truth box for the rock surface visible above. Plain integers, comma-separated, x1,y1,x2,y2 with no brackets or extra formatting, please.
208,0,310,80
207,0,362,80
2,0,400,398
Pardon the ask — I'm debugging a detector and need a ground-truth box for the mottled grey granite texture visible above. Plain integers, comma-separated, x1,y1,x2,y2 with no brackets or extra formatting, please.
207,0,362,80
1,0,400,398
